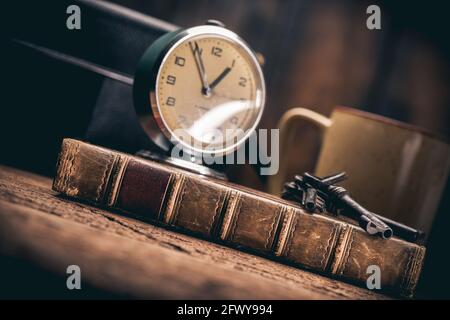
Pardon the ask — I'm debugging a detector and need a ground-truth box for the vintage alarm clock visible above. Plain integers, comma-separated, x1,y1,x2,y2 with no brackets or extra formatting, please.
133,20,266,169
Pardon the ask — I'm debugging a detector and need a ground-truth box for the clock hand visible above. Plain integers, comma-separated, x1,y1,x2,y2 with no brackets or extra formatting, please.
209,67,232,90
189,41,211,97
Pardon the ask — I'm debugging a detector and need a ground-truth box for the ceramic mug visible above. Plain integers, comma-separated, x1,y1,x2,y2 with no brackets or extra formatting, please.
269,106,450,236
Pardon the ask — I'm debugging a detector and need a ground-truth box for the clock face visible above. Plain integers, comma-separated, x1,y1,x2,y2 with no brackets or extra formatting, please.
152,29,265,156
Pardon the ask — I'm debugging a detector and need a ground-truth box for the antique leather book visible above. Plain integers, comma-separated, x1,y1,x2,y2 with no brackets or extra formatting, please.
53,139,426,297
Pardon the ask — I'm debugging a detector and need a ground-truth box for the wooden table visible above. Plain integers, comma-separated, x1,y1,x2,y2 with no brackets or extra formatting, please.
0,165,387,299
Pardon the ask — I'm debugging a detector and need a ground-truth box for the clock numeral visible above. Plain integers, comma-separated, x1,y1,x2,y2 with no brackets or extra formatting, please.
238,77,247,87
175,56,185,67
166,97,176,106
211,46,222,57
167,75,176,85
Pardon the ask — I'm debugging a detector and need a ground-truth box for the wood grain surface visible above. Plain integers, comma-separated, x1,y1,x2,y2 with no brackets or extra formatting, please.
0,165,387,299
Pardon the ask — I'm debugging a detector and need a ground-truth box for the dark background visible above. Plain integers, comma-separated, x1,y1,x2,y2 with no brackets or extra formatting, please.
2,0,449,298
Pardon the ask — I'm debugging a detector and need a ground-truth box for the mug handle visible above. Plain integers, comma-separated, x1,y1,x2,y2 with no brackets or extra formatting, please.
267,107,332,195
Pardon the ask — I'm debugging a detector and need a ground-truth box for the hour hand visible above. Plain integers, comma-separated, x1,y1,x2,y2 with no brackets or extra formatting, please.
189,41,211,96
210,67,232,90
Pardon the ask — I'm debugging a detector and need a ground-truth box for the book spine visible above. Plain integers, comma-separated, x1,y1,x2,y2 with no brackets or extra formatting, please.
53,139,425,297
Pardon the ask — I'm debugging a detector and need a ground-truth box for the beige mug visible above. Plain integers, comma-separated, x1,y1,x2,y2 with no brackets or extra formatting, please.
269,106,450,236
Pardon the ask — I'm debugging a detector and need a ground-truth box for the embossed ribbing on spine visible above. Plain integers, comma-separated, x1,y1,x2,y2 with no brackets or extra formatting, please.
330,225,354,276
157,172,177,221
323,223,344,273
273,207,295,257
106,155,130,207
401,246,426,297
220,192,240,241
211,189,232,239
270,205,287,254
162,173,185,225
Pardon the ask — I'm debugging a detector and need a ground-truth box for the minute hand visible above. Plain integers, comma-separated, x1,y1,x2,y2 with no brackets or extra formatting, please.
210,67,232,90
189,41,211,96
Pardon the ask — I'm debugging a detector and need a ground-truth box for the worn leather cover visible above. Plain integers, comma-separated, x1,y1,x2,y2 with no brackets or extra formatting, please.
53,139,426,297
